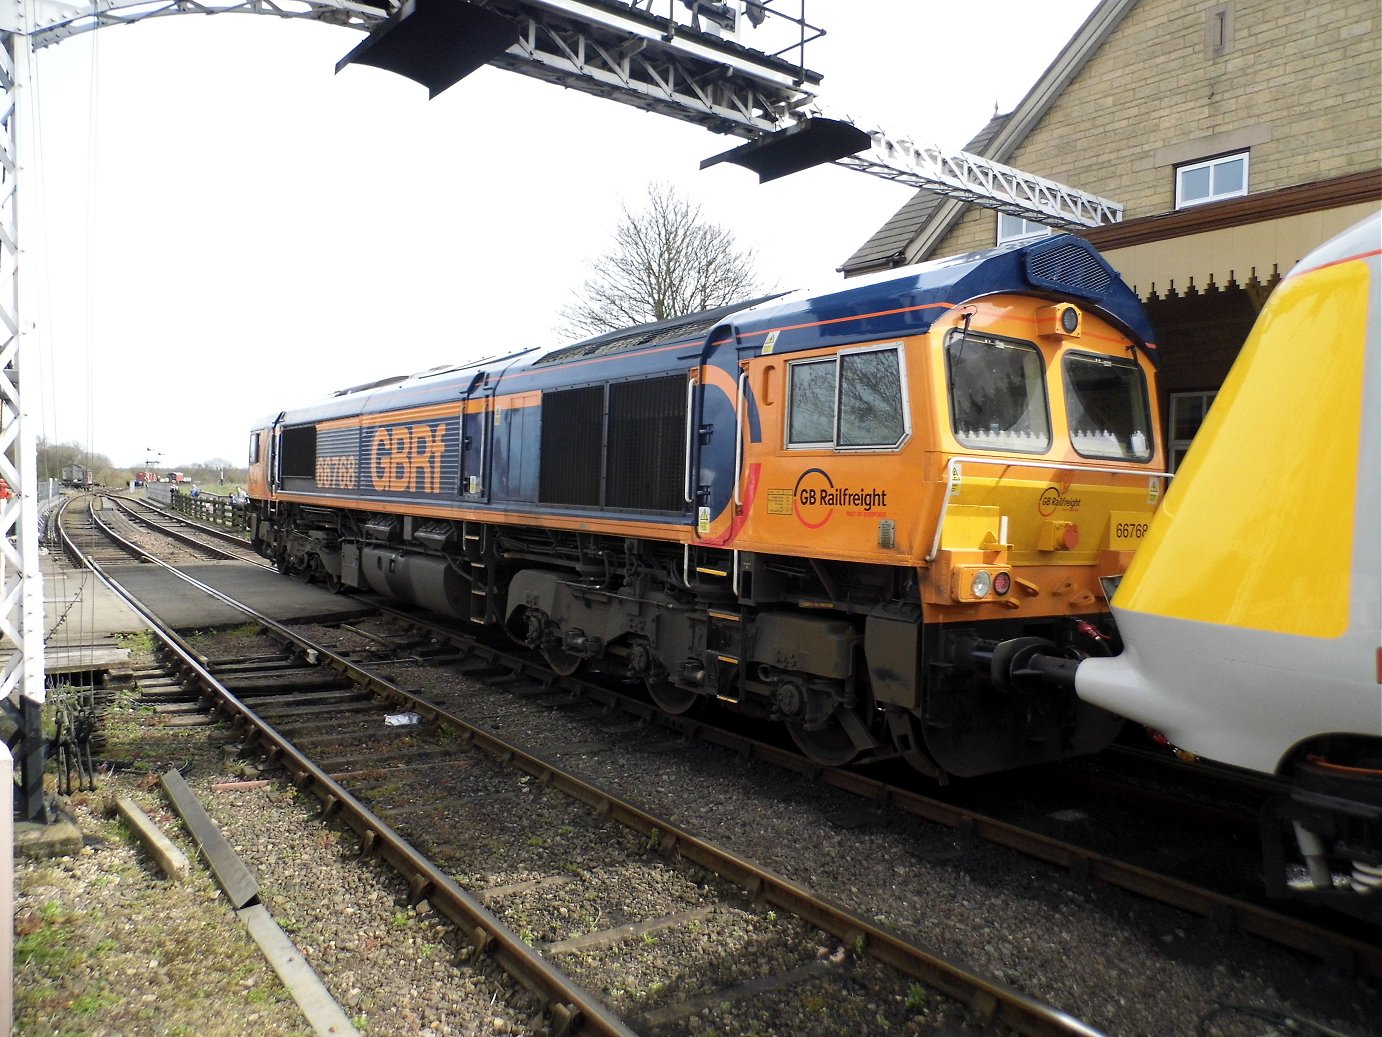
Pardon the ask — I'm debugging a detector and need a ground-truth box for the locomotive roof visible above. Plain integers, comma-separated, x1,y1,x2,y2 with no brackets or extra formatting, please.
267,233,1155,429
509,232,1155,371
723,233,1157,359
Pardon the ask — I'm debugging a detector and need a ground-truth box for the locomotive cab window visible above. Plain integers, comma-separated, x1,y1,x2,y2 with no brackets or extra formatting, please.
1063,352,1153,461
787,344,908,450
248,432,260,465
946,331,1050,452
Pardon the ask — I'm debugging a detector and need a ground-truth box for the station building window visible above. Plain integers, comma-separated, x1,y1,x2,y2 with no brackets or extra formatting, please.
1175,152,1248,208
997,213,1052,246
1167,390,1218,472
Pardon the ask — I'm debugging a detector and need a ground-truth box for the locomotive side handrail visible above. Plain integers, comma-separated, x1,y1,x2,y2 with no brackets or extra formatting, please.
474,390,488,498
925,455,1170,563
732,368,748,509
682,375,697,507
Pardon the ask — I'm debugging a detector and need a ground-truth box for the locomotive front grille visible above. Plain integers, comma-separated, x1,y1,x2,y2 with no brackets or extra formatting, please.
1026,239,1114,297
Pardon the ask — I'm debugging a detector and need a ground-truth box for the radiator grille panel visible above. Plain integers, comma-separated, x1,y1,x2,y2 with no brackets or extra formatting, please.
539,386,604,506
607,375,686,511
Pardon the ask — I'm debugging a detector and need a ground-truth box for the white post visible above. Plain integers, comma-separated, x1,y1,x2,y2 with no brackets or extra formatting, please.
0,741,13,1037
0,8,52,821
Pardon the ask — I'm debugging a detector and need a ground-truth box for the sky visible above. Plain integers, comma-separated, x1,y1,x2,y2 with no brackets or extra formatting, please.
28,0,1100,470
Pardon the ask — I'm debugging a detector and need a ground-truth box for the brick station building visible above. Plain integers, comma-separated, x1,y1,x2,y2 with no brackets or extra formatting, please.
843,0,1381,468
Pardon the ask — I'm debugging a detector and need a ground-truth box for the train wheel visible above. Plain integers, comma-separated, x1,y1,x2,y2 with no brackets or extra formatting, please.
541,643,586,677
648,681,703,716
787,716,861,767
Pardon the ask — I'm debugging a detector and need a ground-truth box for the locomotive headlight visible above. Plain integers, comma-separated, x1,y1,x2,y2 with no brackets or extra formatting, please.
992,571,1012,596
971,570,992,598
1037,303,1082,339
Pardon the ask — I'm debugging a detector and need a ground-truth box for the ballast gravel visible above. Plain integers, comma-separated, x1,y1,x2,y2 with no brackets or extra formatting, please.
13,627,1382,1037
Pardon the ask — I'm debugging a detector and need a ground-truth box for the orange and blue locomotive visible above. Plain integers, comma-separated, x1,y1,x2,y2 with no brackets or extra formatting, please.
248,232,1165,776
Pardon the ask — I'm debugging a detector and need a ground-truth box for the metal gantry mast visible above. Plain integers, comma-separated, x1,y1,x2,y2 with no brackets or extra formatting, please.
24,0,1124,228
836,134,1123,230
0,8,51,822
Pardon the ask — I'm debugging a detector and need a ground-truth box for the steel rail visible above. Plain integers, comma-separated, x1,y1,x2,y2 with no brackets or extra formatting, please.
52,495,154,566
71,504,1115,1036
67,503,641,1037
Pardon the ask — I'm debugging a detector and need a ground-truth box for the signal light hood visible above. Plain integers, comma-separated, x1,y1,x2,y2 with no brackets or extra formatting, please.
336,0,519,99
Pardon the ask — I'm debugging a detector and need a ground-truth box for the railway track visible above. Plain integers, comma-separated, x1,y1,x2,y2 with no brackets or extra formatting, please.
104,493,263,563
363,605,1382,979
53,495,1380,1035
61,496,1113,1036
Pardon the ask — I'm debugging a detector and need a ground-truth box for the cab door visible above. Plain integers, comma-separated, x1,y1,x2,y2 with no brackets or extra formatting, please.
269,412,286,492
458,370,490,504
458,349,536,506
246,420,276,500
689,324,748,540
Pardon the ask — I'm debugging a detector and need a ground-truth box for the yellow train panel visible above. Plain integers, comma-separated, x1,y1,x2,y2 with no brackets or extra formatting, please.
1114,258,1369,638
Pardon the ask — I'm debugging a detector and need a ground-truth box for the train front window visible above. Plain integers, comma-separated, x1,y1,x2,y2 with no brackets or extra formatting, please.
1064,352,1153,461
946,331,1051,452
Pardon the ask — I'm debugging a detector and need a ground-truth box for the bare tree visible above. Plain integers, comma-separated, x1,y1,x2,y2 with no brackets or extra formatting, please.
37,438,113,481
559,182,765,338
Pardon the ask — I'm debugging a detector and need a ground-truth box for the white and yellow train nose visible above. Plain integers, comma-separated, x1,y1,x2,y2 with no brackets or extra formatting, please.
1076,213,1382,776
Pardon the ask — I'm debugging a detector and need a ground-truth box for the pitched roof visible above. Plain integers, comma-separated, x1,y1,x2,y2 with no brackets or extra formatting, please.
839,0,1138,276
